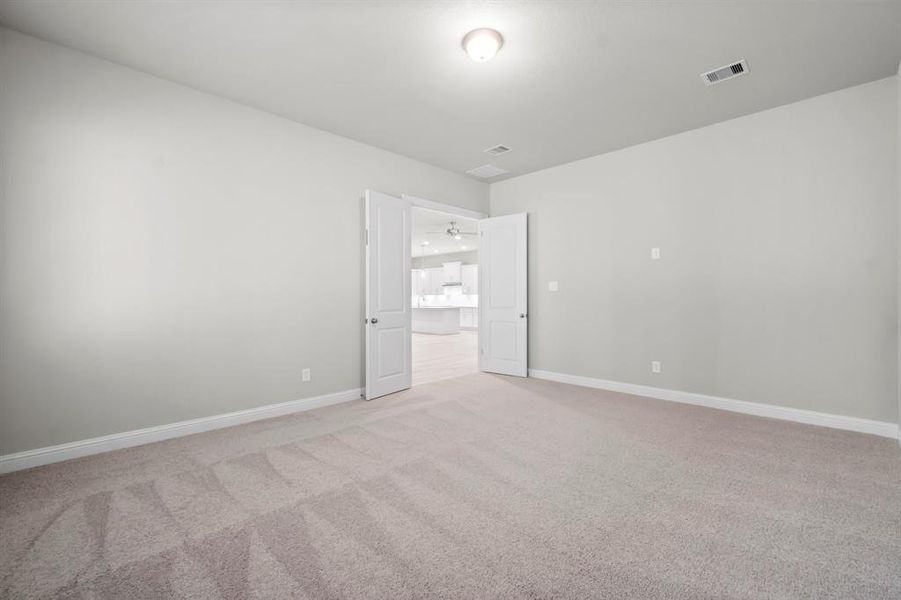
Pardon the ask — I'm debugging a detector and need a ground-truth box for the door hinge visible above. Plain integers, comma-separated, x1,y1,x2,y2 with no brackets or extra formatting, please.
365,229,369,245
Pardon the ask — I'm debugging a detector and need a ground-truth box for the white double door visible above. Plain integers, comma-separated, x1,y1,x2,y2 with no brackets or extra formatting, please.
365,190,527,400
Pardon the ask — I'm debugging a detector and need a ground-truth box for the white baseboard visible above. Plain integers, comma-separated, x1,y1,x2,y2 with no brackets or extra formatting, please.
529,369,900,440
0,388,363,475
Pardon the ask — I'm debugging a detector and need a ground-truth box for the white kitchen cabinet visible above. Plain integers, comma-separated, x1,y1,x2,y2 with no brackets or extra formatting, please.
413,266,474,296
442,261,462,284
459,307,479,329
427,268,443,294
412,269,427,297
413,307,461,334
461,264,478,295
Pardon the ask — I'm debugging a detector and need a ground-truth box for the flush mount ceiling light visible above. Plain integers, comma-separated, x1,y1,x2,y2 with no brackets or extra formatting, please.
462,28,503,62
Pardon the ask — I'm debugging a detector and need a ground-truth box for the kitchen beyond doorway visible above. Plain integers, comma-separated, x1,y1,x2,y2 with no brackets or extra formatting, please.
411,206,480,385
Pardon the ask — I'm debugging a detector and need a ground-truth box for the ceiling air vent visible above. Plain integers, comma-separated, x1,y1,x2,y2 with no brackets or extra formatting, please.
484,144,511,155
466,164,509,179
701,59,749,86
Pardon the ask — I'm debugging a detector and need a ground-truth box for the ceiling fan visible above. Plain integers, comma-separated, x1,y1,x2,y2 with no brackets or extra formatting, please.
426,221,478,240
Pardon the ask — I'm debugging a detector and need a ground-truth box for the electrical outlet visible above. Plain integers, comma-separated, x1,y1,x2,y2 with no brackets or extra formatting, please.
651,361,661,373
651,247,661,260
302,368,311,382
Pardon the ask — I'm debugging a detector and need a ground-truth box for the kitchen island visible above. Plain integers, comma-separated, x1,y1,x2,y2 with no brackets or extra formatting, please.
412,307,461,334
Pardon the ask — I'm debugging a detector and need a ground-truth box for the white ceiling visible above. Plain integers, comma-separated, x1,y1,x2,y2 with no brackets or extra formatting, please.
413,208,478,258
1,1,900,181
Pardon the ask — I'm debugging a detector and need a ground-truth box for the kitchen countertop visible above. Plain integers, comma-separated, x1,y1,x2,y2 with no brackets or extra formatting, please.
413,306,476,309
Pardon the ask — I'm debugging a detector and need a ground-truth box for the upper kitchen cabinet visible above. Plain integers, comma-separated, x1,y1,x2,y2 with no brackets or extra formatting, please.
461,264,478,295
442,261,462,285
412,269,425,297
428,268,444,294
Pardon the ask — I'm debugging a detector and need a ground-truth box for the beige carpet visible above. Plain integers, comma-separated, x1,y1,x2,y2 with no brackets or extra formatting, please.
1,373,900,599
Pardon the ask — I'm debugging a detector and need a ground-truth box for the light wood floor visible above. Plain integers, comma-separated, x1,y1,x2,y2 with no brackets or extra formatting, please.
412,330,478,386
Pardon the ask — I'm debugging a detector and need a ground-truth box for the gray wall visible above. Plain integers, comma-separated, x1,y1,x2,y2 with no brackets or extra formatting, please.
491,77,898,424
0,29,487,454
412,250,478,270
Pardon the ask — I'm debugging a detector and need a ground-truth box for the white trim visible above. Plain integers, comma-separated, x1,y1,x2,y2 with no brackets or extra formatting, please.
0,388,363,475
402,194,488,220
529,369,900,440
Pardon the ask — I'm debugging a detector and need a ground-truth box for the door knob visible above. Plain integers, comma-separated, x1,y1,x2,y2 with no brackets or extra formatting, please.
520,313,527,318
370,318,379,324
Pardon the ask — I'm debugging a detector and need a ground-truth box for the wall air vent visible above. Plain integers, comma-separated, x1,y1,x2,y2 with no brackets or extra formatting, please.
466,164,509,179
484,144,511,155
701,59,749,86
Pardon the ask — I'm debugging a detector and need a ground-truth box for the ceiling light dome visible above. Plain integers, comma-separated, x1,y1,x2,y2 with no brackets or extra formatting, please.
462,28,503,62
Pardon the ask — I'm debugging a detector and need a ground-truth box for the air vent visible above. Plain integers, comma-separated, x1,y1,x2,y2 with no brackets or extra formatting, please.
466,164,509,179
484,144,511,155
701,59,749,86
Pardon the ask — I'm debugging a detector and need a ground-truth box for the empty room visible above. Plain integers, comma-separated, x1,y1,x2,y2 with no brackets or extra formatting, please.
1,1,900,598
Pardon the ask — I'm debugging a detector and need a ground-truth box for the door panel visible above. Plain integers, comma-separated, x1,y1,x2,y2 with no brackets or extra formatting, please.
479,213,527,377
365,190,412,399
377,327,406,377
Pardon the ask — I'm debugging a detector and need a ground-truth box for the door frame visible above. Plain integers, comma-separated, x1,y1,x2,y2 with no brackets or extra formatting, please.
402,194,488,220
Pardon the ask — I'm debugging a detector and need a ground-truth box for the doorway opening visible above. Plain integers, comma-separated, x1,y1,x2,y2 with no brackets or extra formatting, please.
411,207,480,386
364,189,526,401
